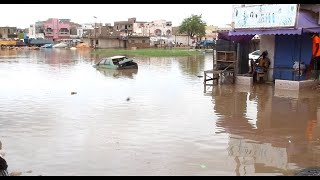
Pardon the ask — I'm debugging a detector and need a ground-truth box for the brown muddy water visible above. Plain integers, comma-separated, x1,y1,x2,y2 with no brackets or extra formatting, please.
0,49,320,176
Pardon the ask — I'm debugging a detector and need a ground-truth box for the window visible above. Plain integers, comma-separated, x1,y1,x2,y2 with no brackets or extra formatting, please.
131,40,135,43
96,40,98,45
99,59,106,65
112,59,120,65
46,28,53,34
142,40,145,43
59,28,69,34
252,50,260,55
104,60,110,65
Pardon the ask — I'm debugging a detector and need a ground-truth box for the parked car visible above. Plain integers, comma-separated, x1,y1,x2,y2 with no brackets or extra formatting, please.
249,50,260,61
248,50,260,70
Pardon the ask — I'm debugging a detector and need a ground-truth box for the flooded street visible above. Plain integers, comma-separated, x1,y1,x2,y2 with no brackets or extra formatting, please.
1,49,320,176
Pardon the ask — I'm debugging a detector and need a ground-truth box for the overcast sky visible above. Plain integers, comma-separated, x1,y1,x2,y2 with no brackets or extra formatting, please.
0,4,234,28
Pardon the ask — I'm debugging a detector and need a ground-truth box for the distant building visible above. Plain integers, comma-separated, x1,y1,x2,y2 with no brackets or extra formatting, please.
132,19,172,37
0,27,17,39
77,23,94,38
172,26,191,46
200,26,219,41
114,17,136,35
69,22,81,36
28,24,45,39
43,18,71,41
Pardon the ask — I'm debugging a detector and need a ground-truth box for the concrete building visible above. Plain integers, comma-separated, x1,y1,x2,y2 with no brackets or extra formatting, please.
77,23,94,38
133,19,172,37
82,35,149,49
172,27,192,46
127,36,150,49
225,4,320,89
69,22,81,36
43,18,71,41
200,26,219,41
114,17,136,35
0,27,17,39
28,24,45,39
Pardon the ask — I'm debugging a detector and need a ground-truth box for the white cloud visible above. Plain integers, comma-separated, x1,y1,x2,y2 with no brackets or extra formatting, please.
0,4,233,28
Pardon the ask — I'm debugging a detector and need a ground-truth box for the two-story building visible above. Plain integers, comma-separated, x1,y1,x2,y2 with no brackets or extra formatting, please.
28,24,45,39
133,19,172,37
0,27,17,39
43,18,71,41
114,18,136,35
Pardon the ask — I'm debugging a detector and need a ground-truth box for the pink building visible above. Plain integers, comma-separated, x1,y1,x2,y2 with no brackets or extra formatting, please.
44,18,70,41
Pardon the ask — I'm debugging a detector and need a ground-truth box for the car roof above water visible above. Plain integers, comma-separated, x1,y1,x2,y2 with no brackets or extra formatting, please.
110,55,127,59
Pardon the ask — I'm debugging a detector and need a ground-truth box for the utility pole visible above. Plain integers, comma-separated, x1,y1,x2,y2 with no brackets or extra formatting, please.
93,16,97,49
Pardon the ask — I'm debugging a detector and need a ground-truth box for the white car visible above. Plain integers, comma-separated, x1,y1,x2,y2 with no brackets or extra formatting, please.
248,50,260,70
249,50,260,61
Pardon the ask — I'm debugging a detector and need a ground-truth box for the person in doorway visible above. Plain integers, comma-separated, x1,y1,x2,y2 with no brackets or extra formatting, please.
0,141,9,176
253,50,270,82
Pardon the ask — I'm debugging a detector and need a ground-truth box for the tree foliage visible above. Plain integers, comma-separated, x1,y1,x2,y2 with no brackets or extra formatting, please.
179,14,206,38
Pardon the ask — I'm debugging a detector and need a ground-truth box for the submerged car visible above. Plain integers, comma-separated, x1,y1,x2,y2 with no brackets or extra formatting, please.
93,55,138,70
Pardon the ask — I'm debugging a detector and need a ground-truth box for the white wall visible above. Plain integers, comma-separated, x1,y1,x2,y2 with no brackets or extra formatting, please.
172,35,192,46
260,35,275,81
133,20,172,37
28,24,36,38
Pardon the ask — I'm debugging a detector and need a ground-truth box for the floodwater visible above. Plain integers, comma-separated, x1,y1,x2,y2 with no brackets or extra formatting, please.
0,48,320,176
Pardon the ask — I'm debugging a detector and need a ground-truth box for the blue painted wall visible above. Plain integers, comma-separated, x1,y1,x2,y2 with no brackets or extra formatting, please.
274,34,312,80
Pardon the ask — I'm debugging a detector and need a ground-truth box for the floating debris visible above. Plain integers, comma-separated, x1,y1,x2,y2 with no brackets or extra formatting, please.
9,171,22,176
295,168,320,176
126,97,130,101
200,164,207,169
71,92,77,95
197,75,203,78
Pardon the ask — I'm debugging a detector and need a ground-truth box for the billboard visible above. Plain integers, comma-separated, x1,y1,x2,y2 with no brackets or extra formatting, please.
232,4,298,29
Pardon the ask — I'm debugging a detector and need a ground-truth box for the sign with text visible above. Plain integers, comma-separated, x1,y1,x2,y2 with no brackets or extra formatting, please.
232,4,298,29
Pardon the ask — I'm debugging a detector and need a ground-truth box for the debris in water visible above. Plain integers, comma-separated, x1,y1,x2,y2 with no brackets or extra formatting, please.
10,171,22,176
197,75,203,78
71,92,77,95
126,97,130,101
200,164,206,169
295,168,320,176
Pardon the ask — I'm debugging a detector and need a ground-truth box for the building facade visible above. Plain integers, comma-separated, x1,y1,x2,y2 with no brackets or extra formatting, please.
43,18,71,41
114,18,136,35
0,27,17,39
28,24,45,39
133,20,172,37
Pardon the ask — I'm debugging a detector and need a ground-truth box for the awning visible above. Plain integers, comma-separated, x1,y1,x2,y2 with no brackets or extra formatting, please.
228,10,320,36
218,31,255,43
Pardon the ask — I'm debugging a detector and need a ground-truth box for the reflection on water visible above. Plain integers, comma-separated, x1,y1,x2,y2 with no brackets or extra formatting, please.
97,68,138,79
0,49,320,176
213,84,320,175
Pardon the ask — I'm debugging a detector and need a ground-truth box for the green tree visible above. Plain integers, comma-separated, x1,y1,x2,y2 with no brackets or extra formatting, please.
179,14,206,41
